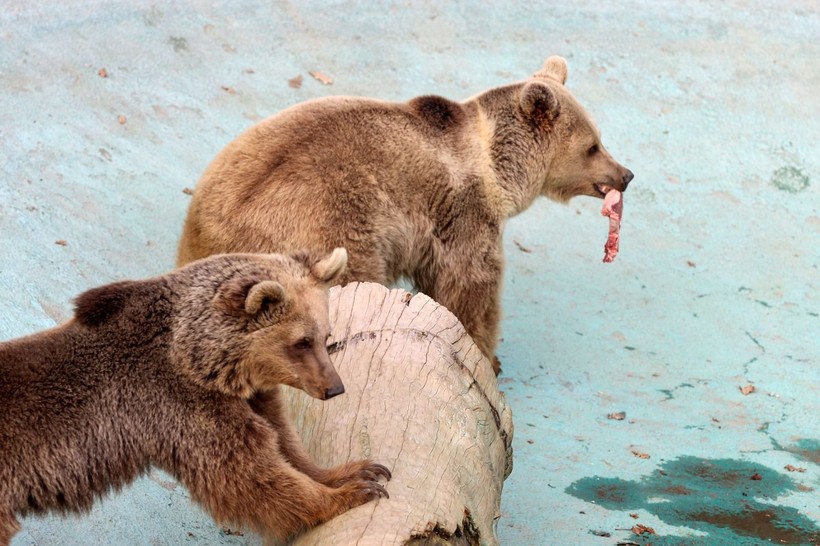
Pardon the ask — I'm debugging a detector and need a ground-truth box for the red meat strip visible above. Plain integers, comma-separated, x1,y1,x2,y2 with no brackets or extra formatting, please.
601,189,623,263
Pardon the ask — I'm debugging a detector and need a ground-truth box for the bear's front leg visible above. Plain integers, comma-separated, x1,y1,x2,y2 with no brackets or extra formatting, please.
181,413,389,540
249,389,392,488
426,237,503,374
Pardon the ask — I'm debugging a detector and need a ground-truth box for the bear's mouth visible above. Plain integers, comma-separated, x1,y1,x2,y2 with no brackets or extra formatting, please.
594,183,613,198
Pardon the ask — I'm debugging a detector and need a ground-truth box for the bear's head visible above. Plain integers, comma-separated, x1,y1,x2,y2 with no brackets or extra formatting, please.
527,56,633,202
481,56,633,206
169,249,349,400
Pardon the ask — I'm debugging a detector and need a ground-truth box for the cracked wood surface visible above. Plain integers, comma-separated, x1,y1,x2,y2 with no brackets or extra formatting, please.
281,282,514,546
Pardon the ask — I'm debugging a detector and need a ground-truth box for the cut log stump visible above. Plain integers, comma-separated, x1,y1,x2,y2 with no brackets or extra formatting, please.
282,282,514,546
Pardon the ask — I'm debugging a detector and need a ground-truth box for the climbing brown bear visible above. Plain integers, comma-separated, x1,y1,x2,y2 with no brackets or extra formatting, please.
0,249,390,545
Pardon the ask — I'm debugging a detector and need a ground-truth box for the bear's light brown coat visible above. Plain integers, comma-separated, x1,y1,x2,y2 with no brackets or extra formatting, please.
0,249,390,546
177,57,633,372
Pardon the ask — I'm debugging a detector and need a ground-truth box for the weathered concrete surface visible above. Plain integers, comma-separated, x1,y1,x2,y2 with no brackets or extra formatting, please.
1,1,818,544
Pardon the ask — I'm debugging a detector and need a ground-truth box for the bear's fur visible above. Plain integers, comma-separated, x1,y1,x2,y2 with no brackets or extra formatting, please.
0,249,390,546
176,56,633,373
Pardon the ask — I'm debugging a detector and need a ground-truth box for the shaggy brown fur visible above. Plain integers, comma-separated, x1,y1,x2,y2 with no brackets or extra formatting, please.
0,249,390,546
177,56,633,373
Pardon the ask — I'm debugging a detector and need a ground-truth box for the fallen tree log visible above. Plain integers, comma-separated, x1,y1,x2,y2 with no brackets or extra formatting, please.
281,282,514,546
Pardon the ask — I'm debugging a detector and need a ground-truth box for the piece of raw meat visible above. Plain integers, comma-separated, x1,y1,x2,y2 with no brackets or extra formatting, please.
601,189,622,263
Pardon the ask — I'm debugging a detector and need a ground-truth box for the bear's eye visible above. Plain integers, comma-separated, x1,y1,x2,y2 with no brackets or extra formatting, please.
293,337,313,351
587,144,599,156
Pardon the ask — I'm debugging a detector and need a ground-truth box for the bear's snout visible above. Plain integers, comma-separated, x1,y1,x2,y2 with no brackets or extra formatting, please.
324,383,345,400
606,168,634,194
622,169,634,189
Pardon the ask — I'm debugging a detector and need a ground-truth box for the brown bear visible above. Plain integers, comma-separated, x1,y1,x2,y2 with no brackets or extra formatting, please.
176,56,633,373
0,249,390,546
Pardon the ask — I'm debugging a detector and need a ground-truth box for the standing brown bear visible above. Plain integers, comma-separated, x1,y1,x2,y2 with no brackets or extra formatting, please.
0,249,390,546
177,56,633,373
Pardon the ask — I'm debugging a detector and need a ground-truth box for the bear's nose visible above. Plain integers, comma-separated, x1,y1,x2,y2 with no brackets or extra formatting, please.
622,169,634,188
324,383,345,399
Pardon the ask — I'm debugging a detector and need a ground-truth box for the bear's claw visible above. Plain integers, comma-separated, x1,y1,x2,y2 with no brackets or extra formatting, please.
365,463,392,482
367,482,389,500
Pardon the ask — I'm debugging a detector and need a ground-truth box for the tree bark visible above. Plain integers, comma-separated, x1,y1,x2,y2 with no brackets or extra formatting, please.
281,282,514,546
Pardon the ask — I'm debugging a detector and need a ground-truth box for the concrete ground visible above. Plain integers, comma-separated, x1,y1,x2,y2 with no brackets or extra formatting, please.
1,1,818,544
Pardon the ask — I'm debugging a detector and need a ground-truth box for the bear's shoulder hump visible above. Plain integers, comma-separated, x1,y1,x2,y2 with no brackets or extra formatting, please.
408,95,465,131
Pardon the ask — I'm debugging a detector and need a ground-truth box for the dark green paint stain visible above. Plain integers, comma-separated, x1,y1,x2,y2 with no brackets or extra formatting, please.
786,438,820,465
566,456,820,544
168,36,188,52
658,383,695,401
772,165,810,193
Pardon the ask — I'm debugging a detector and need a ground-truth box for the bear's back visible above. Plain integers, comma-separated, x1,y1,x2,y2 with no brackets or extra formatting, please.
179,94,479,268
203,94,472,191
0,318,197,518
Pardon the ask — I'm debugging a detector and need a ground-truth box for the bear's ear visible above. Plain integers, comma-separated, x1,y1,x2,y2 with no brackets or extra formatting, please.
311,247,348,285
534,56,568,85
74,280,138,327
215,276,287,316
520,82,560,124
244,280,286,315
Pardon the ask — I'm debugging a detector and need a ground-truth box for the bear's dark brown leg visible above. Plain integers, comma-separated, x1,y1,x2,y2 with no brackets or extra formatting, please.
249,389,391,488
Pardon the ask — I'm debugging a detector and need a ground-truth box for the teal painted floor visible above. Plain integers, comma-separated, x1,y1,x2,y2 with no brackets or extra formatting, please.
1,1,818,544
